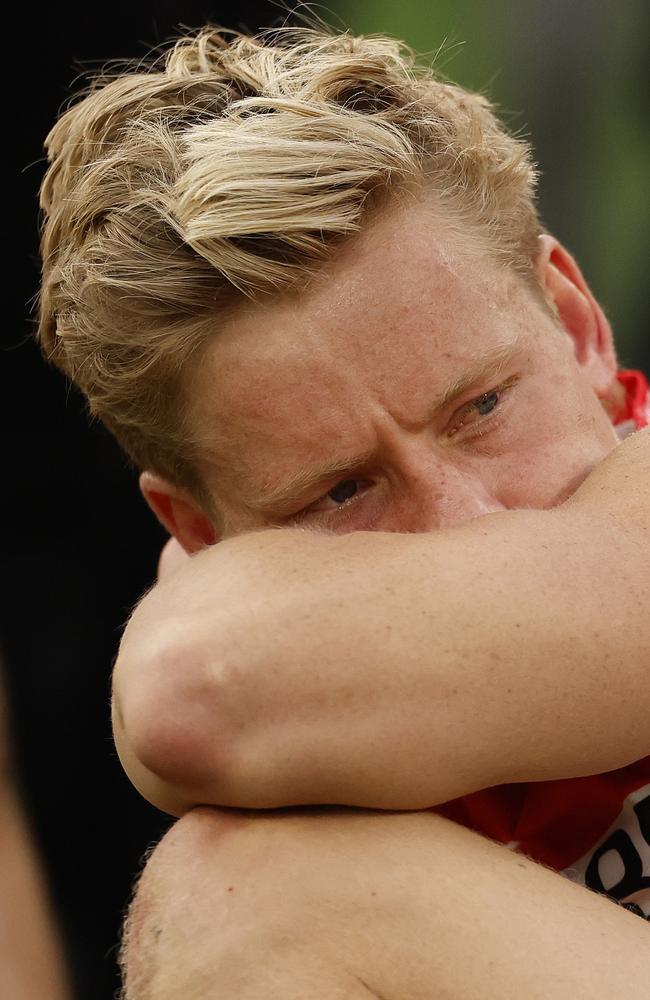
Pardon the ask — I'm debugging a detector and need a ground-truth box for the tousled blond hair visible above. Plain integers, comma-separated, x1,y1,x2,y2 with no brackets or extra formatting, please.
37,24,542,498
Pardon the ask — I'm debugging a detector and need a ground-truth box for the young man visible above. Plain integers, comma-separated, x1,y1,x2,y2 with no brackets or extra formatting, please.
38,25,650,998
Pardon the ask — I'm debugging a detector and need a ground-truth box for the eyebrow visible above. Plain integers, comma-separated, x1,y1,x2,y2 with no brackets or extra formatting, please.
436,335,524,412
243,447,379,516
244,334,525,517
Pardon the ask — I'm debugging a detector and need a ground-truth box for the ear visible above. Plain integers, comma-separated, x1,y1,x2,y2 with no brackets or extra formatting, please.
139,471,220,554
535,235,622,412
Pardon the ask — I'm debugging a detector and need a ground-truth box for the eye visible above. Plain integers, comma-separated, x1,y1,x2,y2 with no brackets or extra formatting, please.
449,380,517,437
474,390,499,416
327,479,359,504
298,476,372,520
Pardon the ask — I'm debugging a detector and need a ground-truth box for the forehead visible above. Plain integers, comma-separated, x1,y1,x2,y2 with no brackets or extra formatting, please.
188,200,540,510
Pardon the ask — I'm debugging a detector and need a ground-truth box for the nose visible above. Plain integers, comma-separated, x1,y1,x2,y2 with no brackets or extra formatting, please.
395,459,507,532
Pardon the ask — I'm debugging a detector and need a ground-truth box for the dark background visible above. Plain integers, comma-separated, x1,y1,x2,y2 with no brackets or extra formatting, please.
6,3,649,998
8,4,295,999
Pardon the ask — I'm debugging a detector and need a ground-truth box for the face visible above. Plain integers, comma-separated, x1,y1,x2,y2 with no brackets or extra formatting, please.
185,199,620,540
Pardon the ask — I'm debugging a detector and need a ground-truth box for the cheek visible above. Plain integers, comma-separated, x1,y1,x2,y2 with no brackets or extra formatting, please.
476,370,616,508
495,451,582,508
491,417,615,509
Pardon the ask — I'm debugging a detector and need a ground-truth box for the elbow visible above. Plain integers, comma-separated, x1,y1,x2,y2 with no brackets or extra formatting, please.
112,631,234,814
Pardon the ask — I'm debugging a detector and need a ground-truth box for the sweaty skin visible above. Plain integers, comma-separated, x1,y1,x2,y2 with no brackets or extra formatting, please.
112,200,649,817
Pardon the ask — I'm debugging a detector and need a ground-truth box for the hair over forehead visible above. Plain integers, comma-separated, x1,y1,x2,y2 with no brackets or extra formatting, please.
37,24,542,500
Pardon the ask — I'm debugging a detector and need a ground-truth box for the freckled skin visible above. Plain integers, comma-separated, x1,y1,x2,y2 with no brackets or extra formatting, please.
186,199,620,537
122,199,650,1000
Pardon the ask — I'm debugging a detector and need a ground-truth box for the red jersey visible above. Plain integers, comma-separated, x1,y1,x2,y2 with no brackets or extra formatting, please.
438,370,650,919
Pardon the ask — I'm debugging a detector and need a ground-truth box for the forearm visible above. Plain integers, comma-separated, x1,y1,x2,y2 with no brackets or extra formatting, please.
123,805,650,1000
113,430,650,814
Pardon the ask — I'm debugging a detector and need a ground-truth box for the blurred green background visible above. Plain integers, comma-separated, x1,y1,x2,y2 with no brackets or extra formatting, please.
334,0,649,369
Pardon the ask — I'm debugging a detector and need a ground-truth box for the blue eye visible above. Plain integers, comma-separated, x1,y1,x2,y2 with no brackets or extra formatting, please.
448,384,511,439
474,391,499,416
327,479,359,503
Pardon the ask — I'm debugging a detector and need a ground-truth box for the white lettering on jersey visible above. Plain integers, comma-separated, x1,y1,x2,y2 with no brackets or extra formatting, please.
562,784,650,919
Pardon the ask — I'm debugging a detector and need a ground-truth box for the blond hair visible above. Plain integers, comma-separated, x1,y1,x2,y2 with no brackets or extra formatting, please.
37,24,541,497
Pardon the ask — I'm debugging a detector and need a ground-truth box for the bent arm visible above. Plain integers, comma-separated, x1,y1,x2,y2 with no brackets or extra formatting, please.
124,805,650,1000
113,429,650,815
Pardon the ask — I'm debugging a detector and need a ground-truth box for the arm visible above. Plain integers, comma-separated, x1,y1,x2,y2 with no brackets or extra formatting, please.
113,429,650,815
123,805,650,1000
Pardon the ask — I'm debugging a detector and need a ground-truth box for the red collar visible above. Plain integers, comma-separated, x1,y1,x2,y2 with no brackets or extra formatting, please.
615,370,650,430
